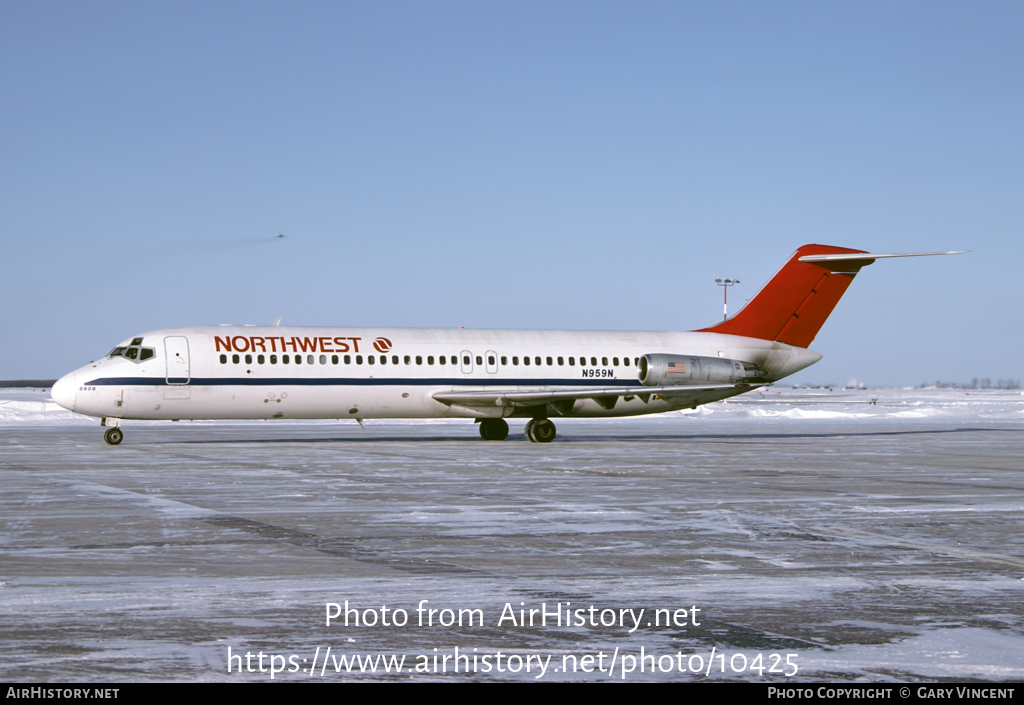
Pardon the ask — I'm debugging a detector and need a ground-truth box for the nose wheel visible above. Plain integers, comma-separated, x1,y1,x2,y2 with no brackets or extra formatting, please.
103,428,123,446
479,418,509,441
525,419,556,443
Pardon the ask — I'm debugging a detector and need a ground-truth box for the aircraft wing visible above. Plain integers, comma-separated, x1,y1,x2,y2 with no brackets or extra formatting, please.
432,383,762,412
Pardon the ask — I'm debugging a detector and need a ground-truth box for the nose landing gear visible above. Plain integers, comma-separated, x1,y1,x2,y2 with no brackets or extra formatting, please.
103,427,123,445
101,417,123,445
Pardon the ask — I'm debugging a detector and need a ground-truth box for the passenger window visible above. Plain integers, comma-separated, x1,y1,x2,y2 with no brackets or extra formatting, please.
220,354,227,364
392,355,399,365
271,355,278,364
613,357,619,366
344,355,351,364
513,356,519,365
258,355,265,364
546,356,552,366
356,355,363,364
232,354,240,364
332,355,338,364
476,356,482,366
602,357,608,366
580,355,587,365
501,356,507,365
305,355,312,364
379,355,386,365
428,356,434,365
416,356,422,365
405,355,411,365
535,357,541,366
523,356,530,366
569,357,575,366
368,355,375,365
557,357,564,366
245,354,253,364
463,355,470,366
623,357,630,366
488,355,495,365
591,357,597,366
283,355,290,364
320,355,327,364
295,355,302,365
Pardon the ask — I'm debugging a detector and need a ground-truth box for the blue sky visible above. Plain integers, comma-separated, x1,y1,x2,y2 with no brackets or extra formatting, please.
2,1,1021,386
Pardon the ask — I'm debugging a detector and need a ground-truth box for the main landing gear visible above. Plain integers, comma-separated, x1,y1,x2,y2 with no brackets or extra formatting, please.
478,418,557,442
479,418,509,441
524,419,556,443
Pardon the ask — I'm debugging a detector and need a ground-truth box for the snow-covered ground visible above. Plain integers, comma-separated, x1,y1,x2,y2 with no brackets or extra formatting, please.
1,386,1022,682
3,385,1023,426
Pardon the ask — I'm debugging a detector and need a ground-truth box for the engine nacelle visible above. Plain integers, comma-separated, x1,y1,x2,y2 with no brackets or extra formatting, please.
638,354,765,386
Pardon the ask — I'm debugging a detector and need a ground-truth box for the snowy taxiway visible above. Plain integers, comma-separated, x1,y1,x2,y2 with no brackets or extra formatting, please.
1,387,1022,681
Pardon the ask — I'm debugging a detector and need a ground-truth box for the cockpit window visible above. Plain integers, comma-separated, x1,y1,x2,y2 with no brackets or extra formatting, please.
108,345,155,362
130,337,144,346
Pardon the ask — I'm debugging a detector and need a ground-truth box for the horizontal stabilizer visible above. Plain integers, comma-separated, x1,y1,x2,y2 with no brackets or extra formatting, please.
799,250,967,263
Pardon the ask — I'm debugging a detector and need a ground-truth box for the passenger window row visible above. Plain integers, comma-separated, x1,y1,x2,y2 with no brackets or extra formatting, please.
503,356,635,367
219,353,640,367
220,353,460,366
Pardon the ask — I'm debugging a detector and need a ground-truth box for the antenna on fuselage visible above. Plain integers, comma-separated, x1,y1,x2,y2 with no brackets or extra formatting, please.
273,316,283,326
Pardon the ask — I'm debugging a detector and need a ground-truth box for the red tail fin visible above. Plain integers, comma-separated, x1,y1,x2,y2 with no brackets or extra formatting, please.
697,244,875,348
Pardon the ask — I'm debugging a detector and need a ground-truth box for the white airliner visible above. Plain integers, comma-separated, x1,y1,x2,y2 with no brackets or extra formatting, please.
51,244,962,445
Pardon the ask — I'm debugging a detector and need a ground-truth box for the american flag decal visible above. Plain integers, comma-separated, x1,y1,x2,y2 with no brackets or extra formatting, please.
667,362,687,373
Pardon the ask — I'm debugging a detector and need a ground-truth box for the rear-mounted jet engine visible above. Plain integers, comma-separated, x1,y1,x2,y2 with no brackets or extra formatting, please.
638,353,765,386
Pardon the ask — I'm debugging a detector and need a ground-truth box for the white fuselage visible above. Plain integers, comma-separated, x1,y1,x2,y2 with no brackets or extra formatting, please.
52,326,821,422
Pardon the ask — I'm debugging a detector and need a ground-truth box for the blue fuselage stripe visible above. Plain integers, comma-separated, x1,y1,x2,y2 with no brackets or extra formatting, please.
84,376,640,389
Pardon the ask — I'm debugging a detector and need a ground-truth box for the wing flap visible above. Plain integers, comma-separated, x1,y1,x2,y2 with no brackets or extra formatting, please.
432,383,761,409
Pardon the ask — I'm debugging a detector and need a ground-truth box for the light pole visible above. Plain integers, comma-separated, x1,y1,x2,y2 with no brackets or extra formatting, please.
715,278,739,321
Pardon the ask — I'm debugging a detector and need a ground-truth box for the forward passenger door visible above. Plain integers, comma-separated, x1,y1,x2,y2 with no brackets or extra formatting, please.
164,336,191,385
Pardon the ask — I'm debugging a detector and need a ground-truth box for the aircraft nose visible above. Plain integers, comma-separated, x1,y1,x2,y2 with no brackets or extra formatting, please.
51,372,77,412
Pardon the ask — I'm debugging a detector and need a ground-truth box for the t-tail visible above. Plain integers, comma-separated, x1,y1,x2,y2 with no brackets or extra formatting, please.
696,244,966,348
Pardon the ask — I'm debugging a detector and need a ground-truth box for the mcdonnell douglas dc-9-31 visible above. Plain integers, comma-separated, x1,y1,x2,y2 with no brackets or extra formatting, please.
52,244,962,445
